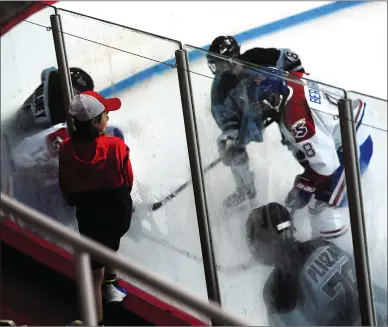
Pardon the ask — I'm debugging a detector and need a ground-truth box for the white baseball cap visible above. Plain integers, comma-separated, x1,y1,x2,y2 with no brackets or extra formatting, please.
69,90,121,122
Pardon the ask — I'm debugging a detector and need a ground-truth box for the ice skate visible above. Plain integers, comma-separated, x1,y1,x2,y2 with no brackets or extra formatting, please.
224,166,257,208
223,186,248,208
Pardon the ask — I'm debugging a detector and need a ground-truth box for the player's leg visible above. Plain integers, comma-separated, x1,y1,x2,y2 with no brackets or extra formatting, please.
309,133,373,240
217,139,256,207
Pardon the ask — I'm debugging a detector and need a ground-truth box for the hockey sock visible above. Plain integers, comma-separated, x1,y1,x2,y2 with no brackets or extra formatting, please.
104,273,117,286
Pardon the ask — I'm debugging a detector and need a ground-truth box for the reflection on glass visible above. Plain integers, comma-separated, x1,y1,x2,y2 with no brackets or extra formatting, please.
1,7,209,319
184,44,387,325
56,12,209,317
347,92,388,325
0,6,68,243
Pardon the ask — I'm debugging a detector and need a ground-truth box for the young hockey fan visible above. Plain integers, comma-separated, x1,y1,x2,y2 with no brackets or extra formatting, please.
58,91,134,326
206,35,304,208
246,202,387,326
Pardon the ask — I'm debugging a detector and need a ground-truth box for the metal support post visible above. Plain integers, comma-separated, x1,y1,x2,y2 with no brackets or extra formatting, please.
174,50,222,314
58,13,74,99
338,98,376,325
74,252,98,326
50,14,74,132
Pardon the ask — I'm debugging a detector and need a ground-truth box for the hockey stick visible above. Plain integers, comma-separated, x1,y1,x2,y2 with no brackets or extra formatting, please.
151,118,278,211
151,156,223,211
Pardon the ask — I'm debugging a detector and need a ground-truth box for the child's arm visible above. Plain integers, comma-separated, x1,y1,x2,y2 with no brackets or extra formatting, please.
58,144,75,206
120,143,134,191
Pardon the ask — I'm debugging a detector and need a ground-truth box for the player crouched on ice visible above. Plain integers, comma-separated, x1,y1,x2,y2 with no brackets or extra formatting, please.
3,66,94,146
245,202,387,326
207,35,305,208
247,70,374,240
59,91,134,325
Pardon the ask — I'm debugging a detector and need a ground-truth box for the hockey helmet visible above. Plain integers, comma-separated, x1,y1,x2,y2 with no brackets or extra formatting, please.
70,67,94,92
207,36,240,74
247,69,289,112
246,202,295,266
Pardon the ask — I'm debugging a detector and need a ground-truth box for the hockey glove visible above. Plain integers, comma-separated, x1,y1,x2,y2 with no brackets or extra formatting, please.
217,129,240,165
293,150,309,168
285,174,315,209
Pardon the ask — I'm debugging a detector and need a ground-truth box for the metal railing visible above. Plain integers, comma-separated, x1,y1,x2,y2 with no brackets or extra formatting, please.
0,193,253,326
1,5,384,326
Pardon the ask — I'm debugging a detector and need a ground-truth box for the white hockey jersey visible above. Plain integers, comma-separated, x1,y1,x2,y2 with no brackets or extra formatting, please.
6,123,130,224
279,72,372,185
12,123,67,171
11,123,128,187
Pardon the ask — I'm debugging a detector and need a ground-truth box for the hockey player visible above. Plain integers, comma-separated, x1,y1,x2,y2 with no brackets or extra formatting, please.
245,69,374,239
207,35,304,208
3,66,94,147
246,202,387,326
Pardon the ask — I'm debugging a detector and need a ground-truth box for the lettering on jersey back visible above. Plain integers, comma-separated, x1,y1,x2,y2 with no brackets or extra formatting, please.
304,245,358,300
305,245,344,284
33,84,49,123
306,80,322,105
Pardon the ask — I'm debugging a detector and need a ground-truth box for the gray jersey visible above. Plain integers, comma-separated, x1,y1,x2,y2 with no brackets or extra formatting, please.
298,243,360,325
265,239,362,326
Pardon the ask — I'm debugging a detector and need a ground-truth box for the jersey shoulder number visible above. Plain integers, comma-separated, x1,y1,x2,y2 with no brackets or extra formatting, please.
46,126,69,156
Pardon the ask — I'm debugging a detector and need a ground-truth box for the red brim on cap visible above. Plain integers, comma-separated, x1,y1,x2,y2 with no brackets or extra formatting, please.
104,97,121,112
81,90,121,112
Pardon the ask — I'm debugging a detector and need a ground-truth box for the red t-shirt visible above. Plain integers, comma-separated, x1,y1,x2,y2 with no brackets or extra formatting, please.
58,134,134,207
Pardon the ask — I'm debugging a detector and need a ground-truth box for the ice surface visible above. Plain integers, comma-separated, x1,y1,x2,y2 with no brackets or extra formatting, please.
1,1,387,324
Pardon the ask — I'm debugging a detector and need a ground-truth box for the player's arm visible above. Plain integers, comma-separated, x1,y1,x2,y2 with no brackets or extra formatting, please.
263,267,299,313
58,142,75,207
211,81,242,133
210,74,238,130
284,103,340,208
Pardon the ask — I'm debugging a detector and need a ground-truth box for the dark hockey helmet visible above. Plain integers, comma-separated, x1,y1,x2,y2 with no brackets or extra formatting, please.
247,69,290,122
207,36,240,74
70,67,94,92
248,69,288,106
246,202,295,266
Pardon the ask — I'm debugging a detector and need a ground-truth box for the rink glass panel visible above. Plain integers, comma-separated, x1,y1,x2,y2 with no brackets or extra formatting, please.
0,6,61,240
58,9,209,320
0,6,57,121
2,8,210,320
184,45,366,325
57,8,181,93
347,91,388,323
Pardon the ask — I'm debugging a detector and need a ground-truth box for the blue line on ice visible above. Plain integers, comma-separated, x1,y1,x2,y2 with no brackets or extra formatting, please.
98,1,366,98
